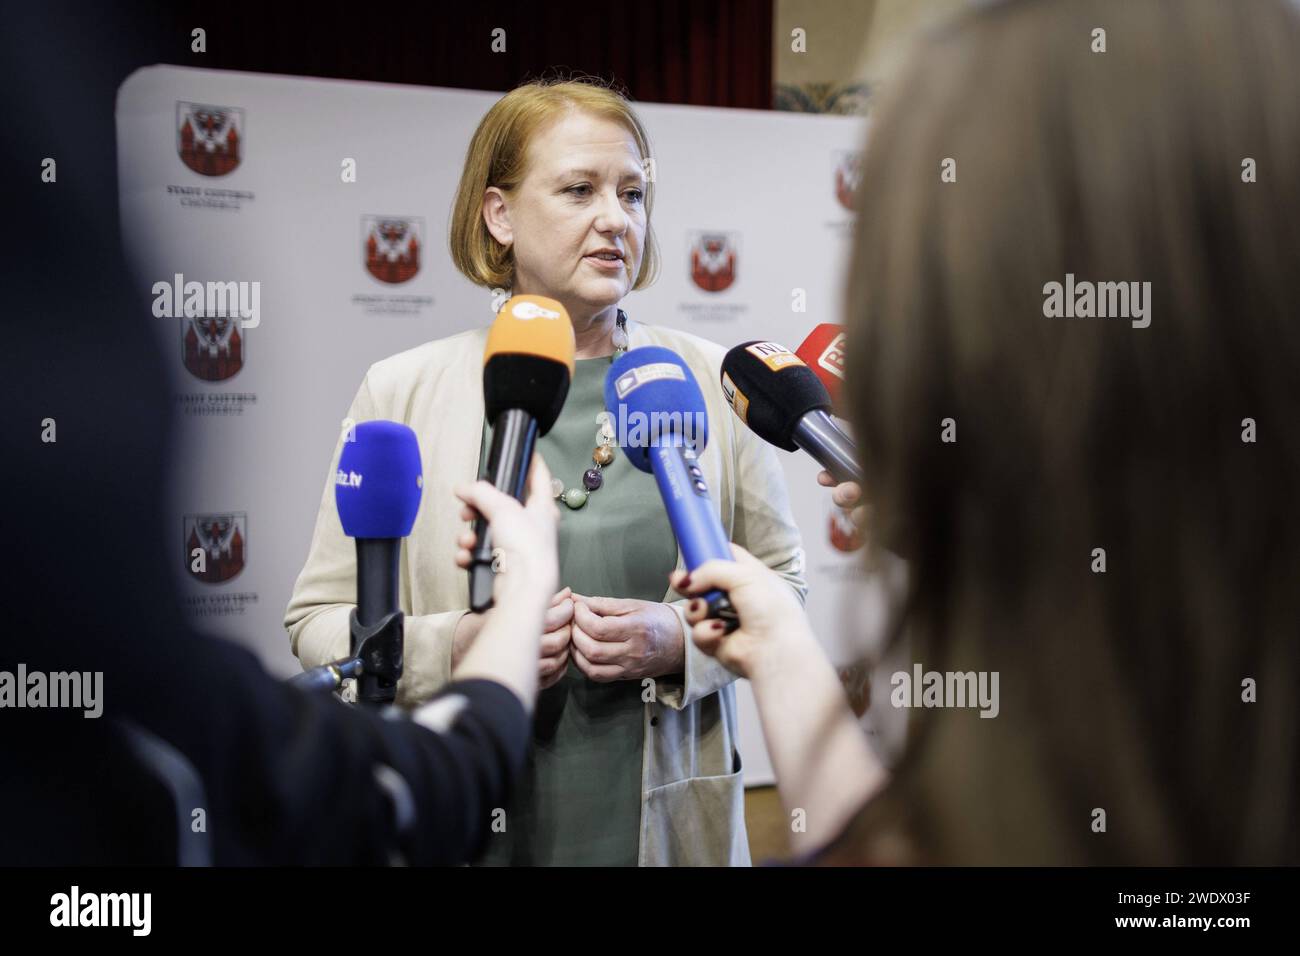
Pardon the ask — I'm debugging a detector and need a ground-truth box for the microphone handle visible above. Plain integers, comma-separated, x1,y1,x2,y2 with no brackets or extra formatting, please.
649,442,740,633
356,538,400,626
354,538,403,706
793,409,863,485
469,408,540,612
289,657,364,693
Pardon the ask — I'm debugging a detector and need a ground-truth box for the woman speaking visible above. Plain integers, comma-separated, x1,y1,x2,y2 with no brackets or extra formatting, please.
285,78,806,866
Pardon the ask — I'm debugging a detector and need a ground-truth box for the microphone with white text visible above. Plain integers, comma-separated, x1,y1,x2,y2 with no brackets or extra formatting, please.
721,340,863,485
468,295,575,613
794,323,846,407
333,419,423,707
604,346,739,633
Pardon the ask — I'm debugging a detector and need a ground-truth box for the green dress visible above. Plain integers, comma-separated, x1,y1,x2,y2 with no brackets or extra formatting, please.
475,355,679,866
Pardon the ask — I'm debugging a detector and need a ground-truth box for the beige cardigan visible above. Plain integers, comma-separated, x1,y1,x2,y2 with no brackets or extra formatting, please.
284,317,807,866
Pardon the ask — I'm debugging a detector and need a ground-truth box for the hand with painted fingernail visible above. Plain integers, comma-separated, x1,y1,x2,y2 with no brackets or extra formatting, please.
667,543,813,680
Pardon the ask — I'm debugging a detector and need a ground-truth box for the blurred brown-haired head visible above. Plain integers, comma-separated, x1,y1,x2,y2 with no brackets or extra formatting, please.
831,0,1300,864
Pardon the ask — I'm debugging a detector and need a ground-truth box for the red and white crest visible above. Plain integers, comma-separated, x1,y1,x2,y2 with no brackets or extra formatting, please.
185,513,247,584
177,102,244,177
834,151,862,211
363,215,423,284
689,231,737,293
182,315,243,382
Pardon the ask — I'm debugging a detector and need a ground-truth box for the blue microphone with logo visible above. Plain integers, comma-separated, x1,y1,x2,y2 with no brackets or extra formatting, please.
330,419,423,706
604,347,739,633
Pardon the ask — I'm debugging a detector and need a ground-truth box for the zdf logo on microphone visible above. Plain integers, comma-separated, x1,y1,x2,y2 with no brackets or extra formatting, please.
510,299,563,320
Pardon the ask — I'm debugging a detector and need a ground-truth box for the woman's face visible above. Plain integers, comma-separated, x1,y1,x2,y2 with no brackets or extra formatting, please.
484,110,647,318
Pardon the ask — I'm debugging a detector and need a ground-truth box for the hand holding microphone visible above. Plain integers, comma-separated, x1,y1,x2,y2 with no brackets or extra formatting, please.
451,455,564,706
454,455,560,610
469,295,575,613
748,328,867,533
816,468,868,540
796,326,868,531
674,545,889,855
668,544,813,680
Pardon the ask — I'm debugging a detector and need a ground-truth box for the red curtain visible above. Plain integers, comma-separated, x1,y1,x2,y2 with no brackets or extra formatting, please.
165,0,773,109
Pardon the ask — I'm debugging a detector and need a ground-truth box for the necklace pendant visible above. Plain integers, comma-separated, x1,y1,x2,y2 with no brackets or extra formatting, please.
561,487,589,509
611,312,629,358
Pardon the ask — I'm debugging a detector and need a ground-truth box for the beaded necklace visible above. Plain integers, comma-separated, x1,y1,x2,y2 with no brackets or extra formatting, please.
551,309,629,510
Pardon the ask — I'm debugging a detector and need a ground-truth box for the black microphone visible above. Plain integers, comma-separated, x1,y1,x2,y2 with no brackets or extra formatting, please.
468,295,575,612
720,340,863,484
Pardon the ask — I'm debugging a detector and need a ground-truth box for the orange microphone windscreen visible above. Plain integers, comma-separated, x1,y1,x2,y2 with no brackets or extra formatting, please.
484,295,576,376
482,295,576,434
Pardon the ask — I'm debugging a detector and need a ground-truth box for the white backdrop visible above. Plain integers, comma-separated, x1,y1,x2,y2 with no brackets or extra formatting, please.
116,64,899,786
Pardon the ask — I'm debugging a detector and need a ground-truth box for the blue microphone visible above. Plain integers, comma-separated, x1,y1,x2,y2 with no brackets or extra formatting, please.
604,347,739,632
334,420,423,706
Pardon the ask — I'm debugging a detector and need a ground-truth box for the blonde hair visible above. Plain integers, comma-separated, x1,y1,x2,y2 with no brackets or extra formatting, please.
449,76,660,292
